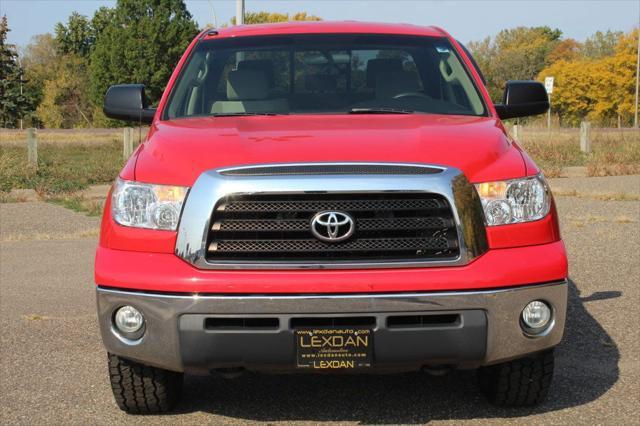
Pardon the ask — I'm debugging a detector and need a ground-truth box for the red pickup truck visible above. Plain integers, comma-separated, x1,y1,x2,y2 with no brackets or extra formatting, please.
97,21,567,414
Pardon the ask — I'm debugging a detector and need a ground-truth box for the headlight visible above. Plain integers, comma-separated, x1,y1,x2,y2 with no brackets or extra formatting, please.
475,175,550,226
112,178,189,230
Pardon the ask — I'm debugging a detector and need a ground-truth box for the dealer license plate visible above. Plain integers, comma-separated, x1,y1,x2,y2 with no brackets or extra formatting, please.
295,327,373,369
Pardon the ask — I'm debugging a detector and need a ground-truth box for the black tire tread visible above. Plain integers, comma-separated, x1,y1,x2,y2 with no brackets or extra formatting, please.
108,353,183,414
478,350,554,407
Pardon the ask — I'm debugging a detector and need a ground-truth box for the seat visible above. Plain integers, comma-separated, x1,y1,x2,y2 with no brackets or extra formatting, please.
305,74,338,92
237,59,275,88
375,71,421,99
366,58,403,88
211,69,289,114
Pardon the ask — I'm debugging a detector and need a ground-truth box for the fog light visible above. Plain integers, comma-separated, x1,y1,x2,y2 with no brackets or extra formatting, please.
114,305,145,334
521,300,552,334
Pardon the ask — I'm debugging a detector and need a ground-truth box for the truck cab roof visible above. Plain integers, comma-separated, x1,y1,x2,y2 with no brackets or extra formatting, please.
206,21,446,39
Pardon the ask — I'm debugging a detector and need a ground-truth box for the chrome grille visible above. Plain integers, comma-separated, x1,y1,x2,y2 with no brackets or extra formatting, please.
219,198,442,212
219,164,443,176
206,193,459,263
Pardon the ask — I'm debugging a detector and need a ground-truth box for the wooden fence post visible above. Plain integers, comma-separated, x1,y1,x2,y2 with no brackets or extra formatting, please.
512,124,520,142
27,128,37,168
123,127,134,159
580,121,591,153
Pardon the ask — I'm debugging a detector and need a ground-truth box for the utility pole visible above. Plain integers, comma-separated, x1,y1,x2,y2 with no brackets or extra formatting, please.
17,55,23,130
634,26,639,128
236,0,244,25
544,76,554,132
207,0,218,28
547,94,551,132
235,0,245,64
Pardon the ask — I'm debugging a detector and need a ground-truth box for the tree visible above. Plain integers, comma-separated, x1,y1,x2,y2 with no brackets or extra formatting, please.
0,16,32,128
547,38,582,64
36,54,93,128
54,12,95,57
590,29,639,125
91,7,115,36
537,59,594,126
229,11,321,25
538,29,639,126
21,33,58,124
468,26,562,101
581,30,623,59
89,0,198,107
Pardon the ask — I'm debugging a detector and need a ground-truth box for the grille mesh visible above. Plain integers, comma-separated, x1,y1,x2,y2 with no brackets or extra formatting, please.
215,217,449,232
207,193,459,263
221,198,443,213
212,237,450,253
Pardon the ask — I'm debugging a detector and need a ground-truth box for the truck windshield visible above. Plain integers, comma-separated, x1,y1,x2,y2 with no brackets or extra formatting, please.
163,34,486,119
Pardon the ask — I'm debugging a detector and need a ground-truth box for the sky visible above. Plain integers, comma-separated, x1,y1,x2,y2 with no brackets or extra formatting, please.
1,0,638,49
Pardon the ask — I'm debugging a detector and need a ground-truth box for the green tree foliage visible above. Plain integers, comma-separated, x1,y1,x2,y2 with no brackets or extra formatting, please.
230,11,322,25
54,12,95,57
89,0,198,106
90,7,116,36
0,16,32,128
468,26,562,101
581,30,623,59
23,8,117,128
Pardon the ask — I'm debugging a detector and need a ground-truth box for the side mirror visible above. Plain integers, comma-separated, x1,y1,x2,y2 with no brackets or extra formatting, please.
494,81,549,120
103,84,156,124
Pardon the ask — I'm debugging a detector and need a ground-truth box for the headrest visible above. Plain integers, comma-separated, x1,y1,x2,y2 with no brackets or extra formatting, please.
305,74,338,92
366,58,403,88
237,59,275,87
227,70,269,100
375,71,421,99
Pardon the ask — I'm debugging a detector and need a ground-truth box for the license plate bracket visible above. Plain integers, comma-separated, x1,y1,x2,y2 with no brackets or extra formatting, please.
295,327,373,369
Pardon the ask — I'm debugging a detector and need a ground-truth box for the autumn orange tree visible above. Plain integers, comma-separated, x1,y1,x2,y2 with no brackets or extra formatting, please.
229,11,321,25
538,29,638,126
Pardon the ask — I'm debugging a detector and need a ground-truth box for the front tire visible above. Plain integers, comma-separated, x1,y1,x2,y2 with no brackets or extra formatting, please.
107,353,183,414
477,350,554,407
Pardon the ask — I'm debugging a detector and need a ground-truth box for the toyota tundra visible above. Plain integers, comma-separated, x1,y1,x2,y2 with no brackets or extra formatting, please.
96,21,568,413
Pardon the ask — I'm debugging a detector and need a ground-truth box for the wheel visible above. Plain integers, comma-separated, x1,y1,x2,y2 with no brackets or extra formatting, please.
107,353,183,414
477,350,554,407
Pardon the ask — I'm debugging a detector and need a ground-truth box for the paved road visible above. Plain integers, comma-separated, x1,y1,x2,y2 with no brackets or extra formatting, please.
1,176,639,425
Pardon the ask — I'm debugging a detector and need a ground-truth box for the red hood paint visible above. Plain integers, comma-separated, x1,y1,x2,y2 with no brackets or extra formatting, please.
132,114,526,186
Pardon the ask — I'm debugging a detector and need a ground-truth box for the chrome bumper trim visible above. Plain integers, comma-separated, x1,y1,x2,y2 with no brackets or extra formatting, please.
174,162,487,269
97,280,567,372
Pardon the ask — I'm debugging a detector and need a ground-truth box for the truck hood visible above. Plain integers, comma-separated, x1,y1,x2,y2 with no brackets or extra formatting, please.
132,114,526,186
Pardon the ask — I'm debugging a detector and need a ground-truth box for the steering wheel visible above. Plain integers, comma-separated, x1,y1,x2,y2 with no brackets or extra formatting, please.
393,92,430,100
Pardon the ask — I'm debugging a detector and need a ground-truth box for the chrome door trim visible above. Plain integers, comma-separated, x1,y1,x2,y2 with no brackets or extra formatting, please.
174,162,487,269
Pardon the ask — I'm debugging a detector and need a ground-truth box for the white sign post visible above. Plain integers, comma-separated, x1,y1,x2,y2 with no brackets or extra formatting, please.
544,77,554,94
544,77,554,131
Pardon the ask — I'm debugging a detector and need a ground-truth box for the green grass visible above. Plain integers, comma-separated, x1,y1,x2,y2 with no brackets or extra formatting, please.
0,141,123,194
47,195,105,216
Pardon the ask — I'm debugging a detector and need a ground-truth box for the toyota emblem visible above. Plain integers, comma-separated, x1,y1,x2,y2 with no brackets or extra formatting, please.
310,211,355,243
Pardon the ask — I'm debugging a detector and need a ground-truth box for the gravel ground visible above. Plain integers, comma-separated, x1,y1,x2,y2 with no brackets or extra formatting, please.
0,202,99,241
0,176,639,425
548,175,640,197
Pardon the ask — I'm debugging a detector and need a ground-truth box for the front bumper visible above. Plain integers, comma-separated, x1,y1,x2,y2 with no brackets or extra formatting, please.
97,280,567,374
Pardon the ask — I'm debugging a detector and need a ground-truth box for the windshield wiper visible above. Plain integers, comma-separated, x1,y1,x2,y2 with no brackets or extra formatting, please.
211,112,286,117
348,107,414,114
